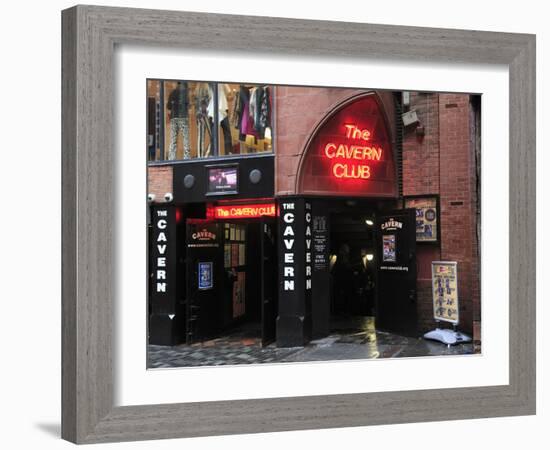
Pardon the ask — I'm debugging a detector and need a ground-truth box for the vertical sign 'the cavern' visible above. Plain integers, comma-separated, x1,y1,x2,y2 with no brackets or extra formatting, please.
277,198,313,347
311,207,330,338
149,205,178,345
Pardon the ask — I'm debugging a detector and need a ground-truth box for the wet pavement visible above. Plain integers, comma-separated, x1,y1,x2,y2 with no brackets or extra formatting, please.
148,317,479,368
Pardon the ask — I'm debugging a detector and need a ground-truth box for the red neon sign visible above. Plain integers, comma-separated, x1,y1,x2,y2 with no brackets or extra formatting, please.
211,203,276,219
298,94,397,197
323,123,383,180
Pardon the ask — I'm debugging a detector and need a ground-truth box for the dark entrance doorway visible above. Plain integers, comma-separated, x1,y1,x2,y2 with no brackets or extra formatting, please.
326,201,418,339
329,210,376,319
185,220,223,344
184,215,277,347
374,209,417,336
325,201,378,342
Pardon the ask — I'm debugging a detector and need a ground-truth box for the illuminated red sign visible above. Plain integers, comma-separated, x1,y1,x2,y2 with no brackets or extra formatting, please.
211,203,276,219
297,94,397,197
323,123,383,179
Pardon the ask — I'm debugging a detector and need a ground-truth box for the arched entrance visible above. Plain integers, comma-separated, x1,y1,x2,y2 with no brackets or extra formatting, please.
279,92,418,344
296,92,398,198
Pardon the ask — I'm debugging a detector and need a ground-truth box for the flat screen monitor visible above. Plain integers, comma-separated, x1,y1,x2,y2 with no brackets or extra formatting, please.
207,166,238,195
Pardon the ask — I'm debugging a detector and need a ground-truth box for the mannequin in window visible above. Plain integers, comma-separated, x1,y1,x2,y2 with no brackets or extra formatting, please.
194,82,212,157
167,81,191,160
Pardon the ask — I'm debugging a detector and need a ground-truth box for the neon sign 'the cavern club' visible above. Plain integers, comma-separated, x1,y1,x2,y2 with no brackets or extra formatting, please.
323,124,383,179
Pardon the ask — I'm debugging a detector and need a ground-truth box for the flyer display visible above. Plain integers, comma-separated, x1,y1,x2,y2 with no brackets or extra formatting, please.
431,261,459,324
198,262,213,290
405,196,438,242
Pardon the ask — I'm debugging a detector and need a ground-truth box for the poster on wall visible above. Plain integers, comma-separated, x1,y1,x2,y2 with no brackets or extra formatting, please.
382,234,396,262
198,262,213,290
313,215,328,271
405,196,438,242
431,261,459,324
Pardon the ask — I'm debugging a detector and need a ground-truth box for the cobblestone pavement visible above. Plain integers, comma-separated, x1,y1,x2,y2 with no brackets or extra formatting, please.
148,317,479,369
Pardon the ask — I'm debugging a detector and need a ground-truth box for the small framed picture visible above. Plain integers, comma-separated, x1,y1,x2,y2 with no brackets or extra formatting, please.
197,262,213,290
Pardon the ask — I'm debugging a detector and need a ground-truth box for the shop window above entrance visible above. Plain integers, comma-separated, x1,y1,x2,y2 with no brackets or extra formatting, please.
147,79,274,162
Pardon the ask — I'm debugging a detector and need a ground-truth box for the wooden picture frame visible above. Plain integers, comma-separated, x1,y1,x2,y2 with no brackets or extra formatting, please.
61,5,536,444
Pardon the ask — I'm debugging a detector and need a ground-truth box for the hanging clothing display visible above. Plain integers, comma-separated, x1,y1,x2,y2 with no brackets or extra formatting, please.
168,117,190,160
249,87,259,129
234,86,248,141
220,116,233,155
167,82,189,119
208,84,233,154
194,83,212,158
231,85,272,145
207,84,229,122
167,82,191,159
255,86,271,139
239,86,259,139
231,89,242,130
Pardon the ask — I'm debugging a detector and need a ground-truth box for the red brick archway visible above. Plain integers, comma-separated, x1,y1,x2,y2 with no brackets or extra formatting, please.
295,92,398,198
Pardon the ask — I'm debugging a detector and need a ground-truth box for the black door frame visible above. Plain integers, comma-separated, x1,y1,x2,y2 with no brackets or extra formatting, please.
374,208,417,336
260,217,278,346
184,215,279,345
184,219,223,344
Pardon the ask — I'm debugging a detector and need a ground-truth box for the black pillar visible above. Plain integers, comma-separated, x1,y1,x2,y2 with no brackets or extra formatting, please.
311,200,331,339
148,205,183,345
276,197,312,347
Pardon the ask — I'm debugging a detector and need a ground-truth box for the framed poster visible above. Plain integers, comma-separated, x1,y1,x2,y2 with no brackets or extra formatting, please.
382,234,396,262
432,261,459,324
198,262,213,290
404,195,439,243
62,5,535,445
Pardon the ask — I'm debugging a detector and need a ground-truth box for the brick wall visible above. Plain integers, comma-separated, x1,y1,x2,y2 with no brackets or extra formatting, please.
402,93,442,334
147,165,173,202
275,87,480,340
402,93,480,339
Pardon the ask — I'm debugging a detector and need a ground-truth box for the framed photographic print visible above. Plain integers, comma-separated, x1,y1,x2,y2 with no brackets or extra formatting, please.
382,234,397,262
404,195,440,243
62,5,535,444
198,262,213,290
